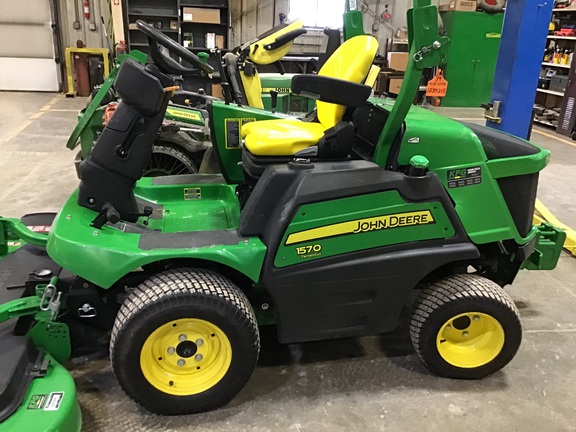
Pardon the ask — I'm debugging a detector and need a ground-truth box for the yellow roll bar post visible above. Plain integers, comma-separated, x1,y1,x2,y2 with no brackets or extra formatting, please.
65,47,111,97
534,199,576,257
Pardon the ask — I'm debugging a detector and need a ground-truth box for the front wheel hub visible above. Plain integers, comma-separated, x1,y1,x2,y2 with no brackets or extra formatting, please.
140,318,232,396
176,340,197,358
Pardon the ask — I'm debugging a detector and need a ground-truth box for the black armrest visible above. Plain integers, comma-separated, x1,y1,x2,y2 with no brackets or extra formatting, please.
291,74,371,107
264,29,307,50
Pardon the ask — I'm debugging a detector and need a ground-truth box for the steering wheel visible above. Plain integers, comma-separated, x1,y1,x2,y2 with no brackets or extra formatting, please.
136,20,214,75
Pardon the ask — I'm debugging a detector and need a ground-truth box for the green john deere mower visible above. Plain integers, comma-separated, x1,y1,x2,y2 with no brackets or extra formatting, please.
67,19,311,177
0,0,567,428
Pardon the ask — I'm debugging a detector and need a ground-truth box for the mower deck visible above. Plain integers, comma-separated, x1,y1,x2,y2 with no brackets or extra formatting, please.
0,247,81,432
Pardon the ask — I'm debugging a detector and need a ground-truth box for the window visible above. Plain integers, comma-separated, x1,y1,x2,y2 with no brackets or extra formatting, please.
288,0,346,29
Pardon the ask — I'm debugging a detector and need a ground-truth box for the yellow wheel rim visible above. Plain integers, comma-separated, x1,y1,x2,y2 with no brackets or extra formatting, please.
436,312,505,368
140,318,232,396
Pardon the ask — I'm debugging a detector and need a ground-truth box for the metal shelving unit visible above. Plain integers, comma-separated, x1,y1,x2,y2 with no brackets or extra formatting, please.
537,88,565,96
542,61,570,68
537,9,576,132
533,118,558,128
122,0,229,96
123,0,229,52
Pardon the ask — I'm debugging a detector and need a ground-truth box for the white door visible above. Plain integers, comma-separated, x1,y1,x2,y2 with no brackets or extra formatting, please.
0,0,60,91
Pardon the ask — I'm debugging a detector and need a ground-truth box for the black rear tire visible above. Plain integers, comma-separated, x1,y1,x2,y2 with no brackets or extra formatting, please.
410,274,522,379
143,143,197,177
110,268,259,415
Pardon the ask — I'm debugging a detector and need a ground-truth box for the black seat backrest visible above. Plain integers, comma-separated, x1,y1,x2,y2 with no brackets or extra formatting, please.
318,28,341,70
77,59,174,221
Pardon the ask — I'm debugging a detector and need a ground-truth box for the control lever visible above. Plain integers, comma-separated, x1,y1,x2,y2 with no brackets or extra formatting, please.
482,101,502,124
270,90,278,113
273,61,286,75
91,202,153,229
212,48,234,104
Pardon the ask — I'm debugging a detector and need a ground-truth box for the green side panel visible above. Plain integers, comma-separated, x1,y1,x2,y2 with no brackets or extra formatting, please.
343,10,365,40
211,100,285,183
28,320,71,364
0,355,81,432
47,183,266,288
259,74,294,92
441,11,503,107
259,74,315,114
373,2,450,169
370,100,548,244
164,106,205,126
274,191,455,267
261,93,290,113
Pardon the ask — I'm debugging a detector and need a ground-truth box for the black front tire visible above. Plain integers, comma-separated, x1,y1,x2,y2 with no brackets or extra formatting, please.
410,274,522,379
110,268,259,415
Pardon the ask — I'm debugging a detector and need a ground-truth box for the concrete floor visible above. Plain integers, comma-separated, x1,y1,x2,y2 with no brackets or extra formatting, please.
1,94,576,432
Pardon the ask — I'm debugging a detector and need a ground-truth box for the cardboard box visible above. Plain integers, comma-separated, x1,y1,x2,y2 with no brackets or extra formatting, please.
389,78,403,95
206,33,225,49
375,69,403,95
439,0,477,12
182,7,220,24
212,84,224,98
387,52,409,71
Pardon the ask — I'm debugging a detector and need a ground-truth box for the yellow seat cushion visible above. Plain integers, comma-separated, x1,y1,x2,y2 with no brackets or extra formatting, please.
241,119,326,156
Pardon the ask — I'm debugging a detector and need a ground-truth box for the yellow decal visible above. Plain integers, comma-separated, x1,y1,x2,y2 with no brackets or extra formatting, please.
486,33,501,39
286,210,435,245
166,108,203,122
295,244,322,258
262,87,291,94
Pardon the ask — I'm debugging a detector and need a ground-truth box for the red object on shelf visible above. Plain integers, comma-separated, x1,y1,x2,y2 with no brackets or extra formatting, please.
554,28,576,36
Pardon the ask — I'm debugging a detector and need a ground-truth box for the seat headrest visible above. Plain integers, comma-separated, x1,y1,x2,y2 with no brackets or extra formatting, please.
246,20,305,65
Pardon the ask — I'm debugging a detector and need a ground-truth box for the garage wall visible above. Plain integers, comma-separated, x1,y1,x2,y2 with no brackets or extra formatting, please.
57,0,111,49
229,0,426,56
0,0,61,91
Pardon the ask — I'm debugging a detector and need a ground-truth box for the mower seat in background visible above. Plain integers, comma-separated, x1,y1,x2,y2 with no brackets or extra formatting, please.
223,20,306,109
241,35,378,158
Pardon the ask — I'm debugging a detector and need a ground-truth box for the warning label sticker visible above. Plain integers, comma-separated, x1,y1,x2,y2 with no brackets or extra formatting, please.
184,187,201,200
44,392,64,411
447,166,482,189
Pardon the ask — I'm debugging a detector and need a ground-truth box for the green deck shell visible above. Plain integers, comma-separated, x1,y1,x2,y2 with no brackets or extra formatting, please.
0,355,81,432
47,183,266,289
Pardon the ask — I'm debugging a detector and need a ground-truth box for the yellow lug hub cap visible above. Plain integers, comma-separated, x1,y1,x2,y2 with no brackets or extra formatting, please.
436,312,505,368
140,318,232,396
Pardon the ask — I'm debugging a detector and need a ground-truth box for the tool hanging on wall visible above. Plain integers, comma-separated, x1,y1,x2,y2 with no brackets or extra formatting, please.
73,0,81,29
83,0,90,19
84,0,97,31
